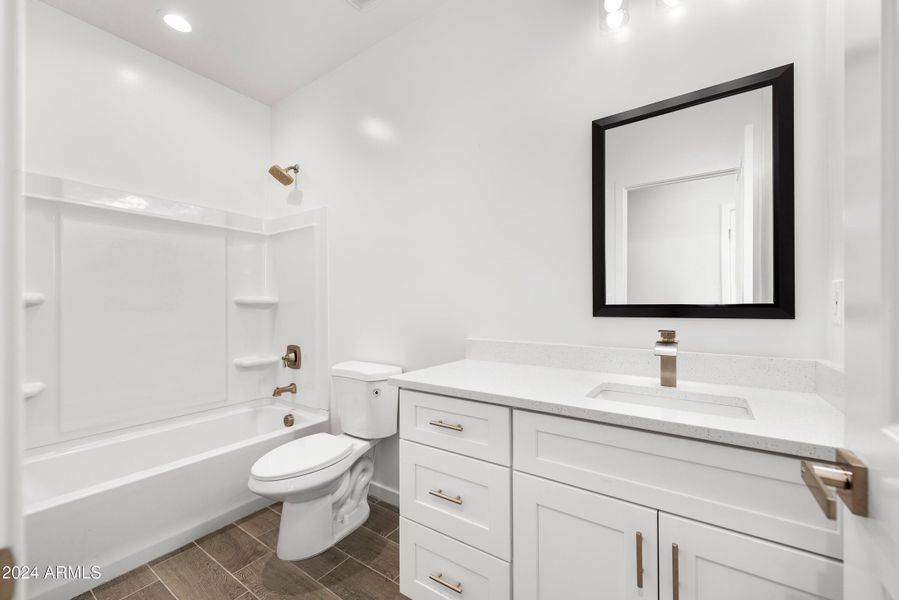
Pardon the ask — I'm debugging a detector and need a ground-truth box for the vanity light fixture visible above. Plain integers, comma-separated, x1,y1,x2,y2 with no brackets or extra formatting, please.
162,13,192,33
601,0,630,32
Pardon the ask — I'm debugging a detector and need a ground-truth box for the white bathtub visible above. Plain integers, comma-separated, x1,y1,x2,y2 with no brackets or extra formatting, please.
23,400,328,600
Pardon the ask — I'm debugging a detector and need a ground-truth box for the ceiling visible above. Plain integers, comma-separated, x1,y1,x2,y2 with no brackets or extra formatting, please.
40,0,445,105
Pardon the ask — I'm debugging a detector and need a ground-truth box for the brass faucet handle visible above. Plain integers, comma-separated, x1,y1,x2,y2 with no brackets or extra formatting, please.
281,345,301,369
658,329,677,342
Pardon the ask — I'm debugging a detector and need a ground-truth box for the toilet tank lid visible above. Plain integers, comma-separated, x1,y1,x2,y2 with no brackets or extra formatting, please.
331,361,402,381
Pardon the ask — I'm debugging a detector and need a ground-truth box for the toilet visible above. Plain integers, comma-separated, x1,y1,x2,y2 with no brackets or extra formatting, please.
248,361,402,560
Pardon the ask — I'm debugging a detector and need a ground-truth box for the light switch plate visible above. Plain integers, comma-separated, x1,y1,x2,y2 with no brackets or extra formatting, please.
831,279,844,326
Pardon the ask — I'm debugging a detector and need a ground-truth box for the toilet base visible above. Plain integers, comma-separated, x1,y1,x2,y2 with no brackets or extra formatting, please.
275,450,375,560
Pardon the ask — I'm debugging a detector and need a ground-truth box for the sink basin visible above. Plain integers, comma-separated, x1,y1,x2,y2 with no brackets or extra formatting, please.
586,383,754,420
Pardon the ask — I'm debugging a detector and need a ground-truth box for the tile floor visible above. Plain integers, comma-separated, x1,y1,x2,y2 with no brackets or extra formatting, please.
71,497,407,600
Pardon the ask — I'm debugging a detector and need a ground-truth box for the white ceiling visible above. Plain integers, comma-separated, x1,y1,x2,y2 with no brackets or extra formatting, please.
39,0,445,105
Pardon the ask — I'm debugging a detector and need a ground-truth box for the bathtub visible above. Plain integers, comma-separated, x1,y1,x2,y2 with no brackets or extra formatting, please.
23,400,329,600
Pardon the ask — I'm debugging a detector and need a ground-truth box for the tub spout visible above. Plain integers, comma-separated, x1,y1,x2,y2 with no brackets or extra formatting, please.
273,383,297,397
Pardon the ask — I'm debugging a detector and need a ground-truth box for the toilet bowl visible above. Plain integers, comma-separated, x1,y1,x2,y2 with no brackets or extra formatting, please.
248,361,401,560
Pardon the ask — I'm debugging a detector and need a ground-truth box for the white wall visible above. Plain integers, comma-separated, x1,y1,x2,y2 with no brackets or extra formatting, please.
26,0,271,217
22,2,334,448
270,0,833,494
823,0,845,368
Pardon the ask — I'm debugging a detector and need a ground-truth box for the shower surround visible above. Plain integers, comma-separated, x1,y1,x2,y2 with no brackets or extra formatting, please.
21,172,330,599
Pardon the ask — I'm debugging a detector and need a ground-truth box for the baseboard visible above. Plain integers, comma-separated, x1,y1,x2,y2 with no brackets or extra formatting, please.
369,481,399,507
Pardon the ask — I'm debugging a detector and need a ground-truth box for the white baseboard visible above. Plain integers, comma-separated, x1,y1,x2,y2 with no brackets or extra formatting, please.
369,481,399,508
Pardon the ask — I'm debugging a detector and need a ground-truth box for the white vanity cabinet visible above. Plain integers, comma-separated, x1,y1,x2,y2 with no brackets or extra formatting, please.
398,390,843,600
513,473,842,600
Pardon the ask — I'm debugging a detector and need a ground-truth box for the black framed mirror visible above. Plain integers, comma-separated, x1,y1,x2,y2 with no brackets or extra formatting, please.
592,65,794,319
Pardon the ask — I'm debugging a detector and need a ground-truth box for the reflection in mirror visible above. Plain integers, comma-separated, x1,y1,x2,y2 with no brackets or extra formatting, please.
593,65,794,318
606,87,773,305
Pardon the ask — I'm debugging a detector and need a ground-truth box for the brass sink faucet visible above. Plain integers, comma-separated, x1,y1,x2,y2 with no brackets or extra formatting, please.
273,383,297,397
654,330,678,387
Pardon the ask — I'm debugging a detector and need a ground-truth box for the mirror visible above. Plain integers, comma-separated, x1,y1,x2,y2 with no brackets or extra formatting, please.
593,65,794,318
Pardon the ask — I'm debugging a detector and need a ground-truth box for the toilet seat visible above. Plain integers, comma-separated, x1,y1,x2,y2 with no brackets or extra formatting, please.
251,433,354,481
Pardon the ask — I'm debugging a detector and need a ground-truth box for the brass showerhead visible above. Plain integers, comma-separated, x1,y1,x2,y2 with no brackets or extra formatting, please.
269,164,299,186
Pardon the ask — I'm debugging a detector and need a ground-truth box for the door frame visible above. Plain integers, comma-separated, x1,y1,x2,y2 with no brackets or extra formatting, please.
840,0,899,597
0,0,26,597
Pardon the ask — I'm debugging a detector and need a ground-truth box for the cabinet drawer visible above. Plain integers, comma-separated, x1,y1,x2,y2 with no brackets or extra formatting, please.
514,410,843,558
399,390,511,465
399,518,510,600
400,440,511,560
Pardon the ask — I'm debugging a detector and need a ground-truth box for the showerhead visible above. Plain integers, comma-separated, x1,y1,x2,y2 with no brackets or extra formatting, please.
269,164,299,186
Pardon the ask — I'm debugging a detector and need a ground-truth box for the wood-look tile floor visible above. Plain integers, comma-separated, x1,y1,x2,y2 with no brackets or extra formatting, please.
71,498,407,600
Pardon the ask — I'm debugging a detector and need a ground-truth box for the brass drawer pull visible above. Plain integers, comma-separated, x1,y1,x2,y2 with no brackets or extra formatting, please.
672,543,680,600
429,573,463,594
429,489,463,505
429,419,463,432
635,531,644,589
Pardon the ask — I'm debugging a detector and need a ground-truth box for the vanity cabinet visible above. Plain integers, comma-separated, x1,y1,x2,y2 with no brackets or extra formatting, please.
513,473,841,600
398,390,843,599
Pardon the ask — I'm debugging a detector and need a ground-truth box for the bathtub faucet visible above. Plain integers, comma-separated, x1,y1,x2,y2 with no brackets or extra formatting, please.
273,383,297,397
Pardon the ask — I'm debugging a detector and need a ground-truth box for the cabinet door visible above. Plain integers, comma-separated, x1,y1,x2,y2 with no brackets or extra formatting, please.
659,513,842,600
513,472,658,600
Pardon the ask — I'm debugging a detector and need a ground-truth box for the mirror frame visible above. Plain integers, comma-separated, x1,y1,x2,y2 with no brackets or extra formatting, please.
592,64,795,319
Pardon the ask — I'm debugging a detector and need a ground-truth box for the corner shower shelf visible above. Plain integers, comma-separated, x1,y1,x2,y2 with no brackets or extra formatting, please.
233,296,279,307
23,292,46,307
23,382,46,399
233,356,280,369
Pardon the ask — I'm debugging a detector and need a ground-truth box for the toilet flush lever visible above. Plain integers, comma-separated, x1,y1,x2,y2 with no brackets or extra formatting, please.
281,345,301,369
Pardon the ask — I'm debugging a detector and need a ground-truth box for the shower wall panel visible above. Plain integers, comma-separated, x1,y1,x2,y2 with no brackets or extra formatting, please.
59,206,228,432
22,177,327,449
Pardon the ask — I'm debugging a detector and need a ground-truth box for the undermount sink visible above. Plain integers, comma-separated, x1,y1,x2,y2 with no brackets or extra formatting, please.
586,383,754,420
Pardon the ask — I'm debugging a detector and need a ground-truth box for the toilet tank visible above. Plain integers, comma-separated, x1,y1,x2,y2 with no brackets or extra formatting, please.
331,361,403,439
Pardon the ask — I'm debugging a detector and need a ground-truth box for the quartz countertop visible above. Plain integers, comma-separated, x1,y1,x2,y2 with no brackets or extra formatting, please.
390,359,844,461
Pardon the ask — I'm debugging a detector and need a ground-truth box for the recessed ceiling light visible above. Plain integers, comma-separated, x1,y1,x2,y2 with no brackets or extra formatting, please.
162,13,192,33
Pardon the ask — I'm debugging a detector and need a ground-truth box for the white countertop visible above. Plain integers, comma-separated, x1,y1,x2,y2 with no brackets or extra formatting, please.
390,359,844,461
